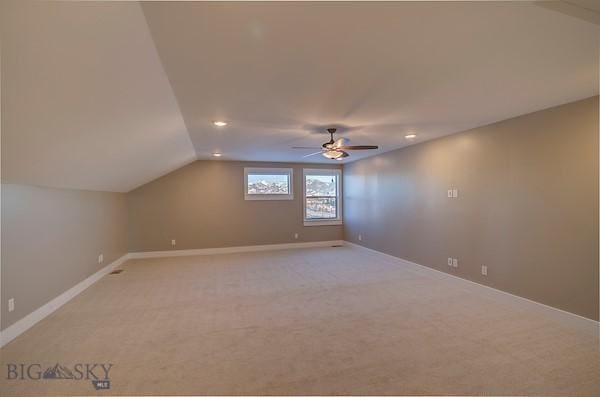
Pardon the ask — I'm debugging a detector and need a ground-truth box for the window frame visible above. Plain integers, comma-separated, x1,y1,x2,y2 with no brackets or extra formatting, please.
244,167,294,201
303,168,343,226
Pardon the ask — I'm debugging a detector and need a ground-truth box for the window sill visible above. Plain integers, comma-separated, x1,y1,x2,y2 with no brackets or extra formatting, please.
303,220,343,227
245,194,294,201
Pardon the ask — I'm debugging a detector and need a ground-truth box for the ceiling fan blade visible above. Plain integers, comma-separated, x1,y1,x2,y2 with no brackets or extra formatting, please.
336,145,379,150
302,151,324,158
292,146,321,149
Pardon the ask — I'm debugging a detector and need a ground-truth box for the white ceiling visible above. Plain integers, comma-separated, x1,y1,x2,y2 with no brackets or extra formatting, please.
142,0,598,164
1,1,598,192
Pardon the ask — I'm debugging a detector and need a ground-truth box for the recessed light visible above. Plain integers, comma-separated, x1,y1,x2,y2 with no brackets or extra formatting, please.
405,134,417,139
212,121,227,127
212,152,223,157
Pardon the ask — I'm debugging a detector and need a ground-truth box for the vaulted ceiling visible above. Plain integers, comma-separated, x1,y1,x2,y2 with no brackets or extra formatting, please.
1,1,196,192
2,1,598,192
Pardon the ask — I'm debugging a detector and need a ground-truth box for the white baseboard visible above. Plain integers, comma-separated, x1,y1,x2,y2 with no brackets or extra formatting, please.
128,240,345,259
0,253,131,348
344,241,599,336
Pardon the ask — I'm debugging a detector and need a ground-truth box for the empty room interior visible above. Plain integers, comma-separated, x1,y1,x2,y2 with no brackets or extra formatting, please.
1,1,600,396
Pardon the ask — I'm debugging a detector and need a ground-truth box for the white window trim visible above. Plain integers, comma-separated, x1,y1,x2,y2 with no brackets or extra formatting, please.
303,168,342,226
244,167,294,200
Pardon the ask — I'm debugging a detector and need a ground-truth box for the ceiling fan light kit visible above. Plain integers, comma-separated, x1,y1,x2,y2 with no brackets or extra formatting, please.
323,150,344,159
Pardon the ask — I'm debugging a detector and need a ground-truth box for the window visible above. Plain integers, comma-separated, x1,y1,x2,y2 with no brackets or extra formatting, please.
244,167,293,200
303,169,342,226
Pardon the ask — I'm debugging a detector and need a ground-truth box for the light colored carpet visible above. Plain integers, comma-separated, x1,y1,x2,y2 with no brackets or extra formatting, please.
1,246,599,396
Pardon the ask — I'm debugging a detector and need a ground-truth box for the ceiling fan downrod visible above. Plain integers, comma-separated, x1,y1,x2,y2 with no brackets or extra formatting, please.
323,128,337,149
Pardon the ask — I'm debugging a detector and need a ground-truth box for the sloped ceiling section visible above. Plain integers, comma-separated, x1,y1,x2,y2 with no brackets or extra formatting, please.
1,1,196,192
142,1,598,164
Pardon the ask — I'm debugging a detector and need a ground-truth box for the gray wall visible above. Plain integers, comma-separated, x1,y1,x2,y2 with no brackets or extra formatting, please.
343,96,599,320
1,184,128,329
127,161,343,252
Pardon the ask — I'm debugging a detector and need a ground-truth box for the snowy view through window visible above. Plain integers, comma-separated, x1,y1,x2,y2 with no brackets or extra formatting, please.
247,174,290,194
305,175,337,219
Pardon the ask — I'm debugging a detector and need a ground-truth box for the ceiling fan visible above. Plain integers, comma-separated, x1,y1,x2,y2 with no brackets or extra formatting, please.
293,128,378,160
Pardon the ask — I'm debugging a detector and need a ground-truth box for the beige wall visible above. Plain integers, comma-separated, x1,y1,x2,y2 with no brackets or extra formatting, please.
127,161,343,252
1,184,128,329
343,96,599,320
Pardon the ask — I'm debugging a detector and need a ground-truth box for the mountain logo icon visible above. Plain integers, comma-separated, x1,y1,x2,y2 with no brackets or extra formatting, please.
42,363,74,379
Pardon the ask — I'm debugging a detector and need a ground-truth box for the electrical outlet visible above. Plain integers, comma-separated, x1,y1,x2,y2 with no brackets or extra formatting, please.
481,265,488,276
447,189,453,198
358,234,362,241
447,257,453,266
98,254,103,264
8,298,15,312
171,239,176,247
294,233,299,239
452,258,458,267
452,189,459,198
